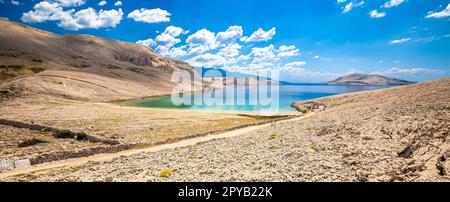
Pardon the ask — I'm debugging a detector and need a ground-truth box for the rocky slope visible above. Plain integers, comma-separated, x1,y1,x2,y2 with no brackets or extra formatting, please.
0,19,197,102
9,78,448,182
327,73,415,85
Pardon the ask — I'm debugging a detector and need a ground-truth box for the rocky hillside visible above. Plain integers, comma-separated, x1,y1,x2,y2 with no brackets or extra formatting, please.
327,73,415,85
0,19,197,101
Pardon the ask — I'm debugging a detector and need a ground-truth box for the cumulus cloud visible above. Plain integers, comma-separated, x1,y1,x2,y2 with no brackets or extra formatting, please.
155,26,188,48
46,0,85,7
98,0,107,6
342,1,365,13
21,1,123,30
114,1,122,6
136,38,156,47
184,43,244,67
369,9,386,18
216,26,243,46
156,45,188,59
127,8,171,23
382,0,405,8
240,27,276,43
250,44,278,63
186,53,226,67
277,45,300,58
136,26,189,59
186,29,218,54
218,43,242,58
165,46,188,59
389,38,411,44
426,3,450,19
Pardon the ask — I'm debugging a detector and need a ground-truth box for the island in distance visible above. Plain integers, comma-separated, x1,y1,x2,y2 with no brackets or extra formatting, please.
327,73,416,85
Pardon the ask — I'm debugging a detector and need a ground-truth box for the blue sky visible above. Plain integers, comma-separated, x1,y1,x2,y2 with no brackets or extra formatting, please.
1,0,449,82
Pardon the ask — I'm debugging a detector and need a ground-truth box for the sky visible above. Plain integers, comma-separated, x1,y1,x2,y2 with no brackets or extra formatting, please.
0,0,449,82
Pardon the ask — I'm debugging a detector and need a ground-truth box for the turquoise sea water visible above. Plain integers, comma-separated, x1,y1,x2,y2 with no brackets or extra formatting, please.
126,84,396,112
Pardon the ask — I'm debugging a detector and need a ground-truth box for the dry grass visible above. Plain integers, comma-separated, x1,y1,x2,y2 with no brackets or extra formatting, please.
0,95,282,160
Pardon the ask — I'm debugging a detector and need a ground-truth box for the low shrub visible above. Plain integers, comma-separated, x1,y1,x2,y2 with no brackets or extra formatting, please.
160,169,174,177
310,143,320,151
53,129,87,141
18,138,47,147
268,133,279,140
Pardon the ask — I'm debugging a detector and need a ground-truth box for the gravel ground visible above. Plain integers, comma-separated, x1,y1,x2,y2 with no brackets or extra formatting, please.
5,78,450,182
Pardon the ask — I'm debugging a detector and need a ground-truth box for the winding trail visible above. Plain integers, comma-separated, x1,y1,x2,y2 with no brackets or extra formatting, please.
0,113,315,179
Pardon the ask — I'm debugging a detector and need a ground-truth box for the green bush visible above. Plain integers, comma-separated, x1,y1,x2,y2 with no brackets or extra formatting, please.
53,129,75,139
75,132,87,141
53,129,87,141
18,138,47,147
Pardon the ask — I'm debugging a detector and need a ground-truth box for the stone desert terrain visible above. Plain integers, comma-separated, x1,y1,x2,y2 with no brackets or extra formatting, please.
3,78,448,182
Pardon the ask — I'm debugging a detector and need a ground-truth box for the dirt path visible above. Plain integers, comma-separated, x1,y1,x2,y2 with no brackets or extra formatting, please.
0,113,314,179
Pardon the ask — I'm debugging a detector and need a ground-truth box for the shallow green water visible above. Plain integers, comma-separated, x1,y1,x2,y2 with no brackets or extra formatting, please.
125,84,394,112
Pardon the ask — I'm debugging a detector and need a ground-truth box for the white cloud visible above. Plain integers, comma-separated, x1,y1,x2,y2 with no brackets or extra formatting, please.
98,1,107,6
136,26,189,58
284,61,306,68
369,9,386,18
186,29,218,54
389,38,411,44
186,53,226,67
382,0,405,8
51,0,85,7
156,45,188,60
277,45,300,58
425,3,450,19
21,1,123,30
162,25,189,37
185,43,243,67
136,38,156,47
11,0,19,6
240,27,276,43
342,1,365,13
216,26,243,46
114,1,122,6
250,44,278,63
337,0,346,3
127,8,171,23
372,67,447,75
218,43,242,58
166,46,188,59
154,26,188,48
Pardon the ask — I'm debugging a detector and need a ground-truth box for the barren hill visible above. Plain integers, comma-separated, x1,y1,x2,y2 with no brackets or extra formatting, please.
327,73,415,85
0,19,196,101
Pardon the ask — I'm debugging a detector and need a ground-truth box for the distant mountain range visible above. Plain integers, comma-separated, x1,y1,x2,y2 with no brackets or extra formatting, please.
326,74,415,85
